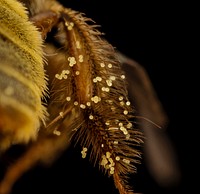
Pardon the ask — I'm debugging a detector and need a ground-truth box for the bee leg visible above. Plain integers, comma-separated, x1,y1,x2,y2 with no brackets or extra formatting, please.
30,11,59,39
0,121,74,194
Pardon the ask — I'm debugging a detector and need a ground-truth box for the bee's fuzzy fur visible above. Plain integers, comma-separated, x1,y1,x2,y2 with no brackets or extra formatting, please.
0,0,48,150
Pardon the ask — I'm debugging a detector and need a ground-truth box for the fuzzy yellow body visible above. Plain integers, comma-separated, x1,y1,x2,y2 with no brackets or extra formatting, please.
0,0,47,151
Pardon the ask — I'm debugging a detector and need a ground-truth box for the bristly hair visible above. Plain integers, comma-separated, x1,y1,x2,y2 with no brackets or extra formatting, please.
43,6,144,194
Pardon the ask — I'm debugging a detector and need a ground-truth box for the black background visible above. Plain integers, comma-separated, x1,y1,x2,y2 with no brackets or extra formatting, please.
1,0,196,194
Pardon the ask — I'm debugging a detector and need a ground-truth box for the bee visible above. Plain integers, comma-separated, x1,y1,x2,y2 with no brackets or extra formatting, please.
0,0,179,194
0,0,48,151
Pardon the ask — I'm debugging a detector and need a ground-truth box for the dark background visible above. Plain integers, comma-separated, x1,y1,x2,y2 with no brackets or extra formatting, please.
1,0,196,194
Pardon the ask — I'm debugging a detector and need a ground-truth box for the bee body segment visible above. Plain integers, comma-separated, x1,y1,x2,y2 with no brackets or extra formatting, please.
0,0,48,150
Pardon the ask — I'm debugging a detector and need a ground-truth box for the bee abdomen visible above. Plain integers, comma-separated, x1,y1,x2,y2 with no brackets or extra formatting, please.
0,0,47,151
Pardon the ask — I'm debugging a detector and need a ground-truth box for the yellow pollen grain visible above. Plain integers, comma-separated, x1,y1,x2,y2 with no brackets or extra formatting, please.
121,75,126,79
63,75,68,79
119,96,123,101
62,69,70,74
106,80,112,86
79,55,83,62
126,134,130,139
75,71,80,75
66,22,74,30
120,101,125,106
123,130,128,135
59,112,64,118
86,102,91,106
123,110,128,115
62,70,67,74
108,63,112,68
110,167,115,171
55,74,62,80
100,62,105,67
119,123,123,127
93,78,97,83
105,121,110,125
102,87,110,92
53,130,61,136
115,156,120,161
91,96,101,103
127,123,132,128
68,57,76,67
81,147,87,158
89,115,94,119
66,96,71,101
76,41,81,49
65,21,69,26
96,76,102,81
108,158,114,165
74,101,78,106
80,104,86,109
101,156,108,166
81,153,86,158
106,152,111,158
106,87,110,92
105,164,110,169
109,76,116,81
123,158,130,164
126,101,131,106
